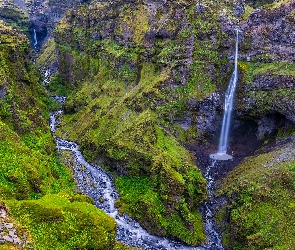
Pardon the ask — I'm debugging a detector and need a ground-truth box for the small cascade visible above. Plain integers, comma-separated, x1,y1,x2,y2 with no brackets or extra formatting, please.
49,98,206,250
201,161,224,250
33,29,38,47
210,28,240,161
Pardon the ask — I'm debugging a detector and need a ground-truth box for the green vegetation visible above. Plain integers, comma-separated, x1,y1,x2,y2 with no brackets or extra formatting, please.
52,0,224,243
36,38,58,69
216,144,295,249
0,121,74,200
6,194,118,250
0,3,30,33
239,61,295,84
55,61,208,244
2,0,295,249
115,175,205,245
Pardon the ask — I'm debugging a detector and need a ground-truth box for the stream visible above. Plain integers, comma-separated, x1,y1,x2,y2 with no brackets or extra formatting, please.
49,96,225,249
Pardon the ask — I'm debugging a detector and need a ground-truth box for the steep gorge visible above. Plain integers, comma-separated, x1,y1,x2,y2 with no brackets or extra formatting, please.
0,0,295,249
50,0,295,248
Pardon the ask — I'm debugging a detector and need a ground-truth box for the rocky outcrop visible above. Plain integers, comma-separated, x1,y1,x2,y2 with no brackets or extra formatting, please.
0,201,31,247
240,0,295,62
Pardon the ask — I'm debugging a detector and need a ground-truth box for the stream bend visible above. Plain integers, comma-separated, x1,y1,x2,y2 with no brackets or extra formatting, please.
50,96,223,249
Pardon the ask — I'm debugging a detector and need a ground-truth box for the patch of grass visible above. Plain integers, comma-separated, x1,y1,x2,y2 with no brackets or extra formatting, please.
36,38,58,69
239,61,295,84
47,73,74,96
6,194,117,250
0,121,74,200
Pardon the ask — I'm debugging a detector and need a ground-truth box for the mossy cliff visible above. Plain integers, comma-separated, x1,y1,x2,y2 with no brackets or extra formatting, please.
49,0,295,248
50,0,243,245
0,1,30,33
216,140,295,249
0,21,134,249
236,0,295,138
215,1,295,249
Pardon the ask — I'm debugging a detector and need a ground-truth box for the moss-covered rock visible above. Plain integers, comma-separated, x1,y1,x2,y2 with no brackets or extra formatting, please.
215,141,295,249
6,193,118,249
0,21,73,200
50,0,240,244
39,0,295,247
0,1,30,33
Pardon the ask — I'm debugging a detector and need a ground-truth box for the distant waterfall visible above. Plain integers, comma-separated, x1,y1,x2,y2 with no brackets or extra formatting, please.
33,29,38,47
210,29,240,161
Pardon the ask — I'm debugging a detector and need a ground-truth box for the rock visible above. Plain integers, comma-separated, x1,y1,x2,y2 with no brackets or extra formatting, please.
233,0,245,17
3,235,13,243
256,115,277,139
99,197,104,203
4,223,13,229
195,4,208,14
14,237,22,244
8,230,15,237
0,84,7,101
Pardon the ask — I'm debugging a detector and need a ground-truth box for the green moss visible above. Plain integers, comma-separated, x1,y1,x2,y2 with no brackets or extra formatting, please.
0,21,131,250
118,4,149,46
216,144,295,249
115,175,205,245
56,62,207,243
47,73,74,96
6,194,117,250
36,38,58,69
0,5,30,33
51,0,238,245
239,61,295,84
0,121,74,200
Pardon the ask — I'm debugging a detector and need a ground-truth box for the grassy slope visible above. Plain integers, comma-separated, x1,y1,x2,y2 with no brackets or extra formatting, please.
216,143,295,249
46,0,295,247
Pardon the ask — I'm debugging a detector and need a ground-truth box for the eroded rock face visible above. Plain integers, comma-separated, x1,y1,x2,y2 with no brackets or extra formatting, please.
237,72,295,126
240,0,295,62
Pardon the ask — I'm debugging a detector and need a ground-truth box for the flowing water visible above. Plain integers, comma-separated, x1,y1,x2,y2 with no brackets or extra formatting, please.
210,29,240,161
201,161,224,250
218,29,239,154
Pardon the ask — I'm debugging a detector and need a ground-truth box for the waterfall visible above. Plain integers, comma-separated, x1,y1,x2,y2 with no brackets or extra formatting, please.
210,29,240,161
33,29,38,47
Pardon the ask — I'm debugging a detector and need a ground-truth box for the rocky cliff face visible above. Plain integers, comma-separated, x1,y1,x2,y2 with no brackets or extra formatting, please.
0,0,92,48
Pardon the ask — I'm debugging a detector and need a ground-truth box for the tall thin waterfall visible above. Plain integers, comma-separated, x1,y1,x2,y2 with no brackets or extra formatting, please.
210,29,240,161
33,29,38,47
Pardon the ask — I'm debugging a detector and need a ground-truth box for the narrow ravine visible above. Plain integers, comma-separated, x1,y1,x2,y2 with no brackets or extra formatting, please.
49,98,224,249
